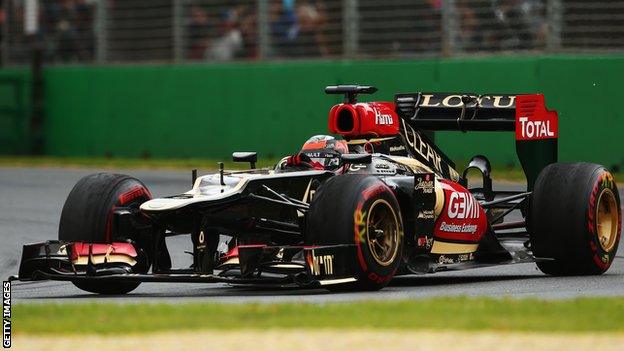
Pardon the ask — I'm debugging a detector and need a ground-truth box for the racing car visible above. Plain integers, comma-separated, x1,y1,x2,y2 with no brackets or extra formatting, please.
11,85,621,294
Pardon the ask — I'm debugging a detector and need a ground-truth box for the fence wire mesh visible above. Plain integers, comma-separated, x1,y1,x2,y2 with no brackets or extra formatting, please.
1,0,623,65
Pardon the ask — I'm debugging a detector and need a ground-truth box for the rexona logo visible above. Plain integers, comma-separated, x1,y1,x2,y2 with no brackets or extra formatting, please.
374,108,394,125
447,191,480,219
515,94,558,141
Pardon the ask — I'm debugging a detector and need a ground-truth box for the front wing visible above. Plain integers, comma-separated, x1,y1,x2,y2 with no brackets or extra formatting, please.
10,241,360,288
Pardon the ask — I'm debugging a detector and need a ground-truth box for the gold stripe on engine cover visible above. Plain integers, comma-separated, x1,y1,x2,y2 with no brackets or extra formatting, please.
430,241,478,254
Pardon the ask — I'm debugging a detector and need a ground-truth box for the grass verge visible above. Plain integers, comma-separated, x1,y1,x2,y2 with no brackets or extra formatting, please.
13,297,624,335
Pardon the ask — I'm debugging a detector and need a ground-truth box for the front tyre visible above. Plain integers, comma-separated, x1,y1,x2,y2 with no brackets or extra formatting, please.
306,175,404,291
529,163,621,275
59,173,153,294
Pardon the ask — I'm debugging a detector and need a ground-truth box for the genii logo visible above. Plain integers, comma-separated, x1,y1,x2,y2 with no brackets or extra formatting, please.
434,180,487,243
447,191,480,219
515,94,558,141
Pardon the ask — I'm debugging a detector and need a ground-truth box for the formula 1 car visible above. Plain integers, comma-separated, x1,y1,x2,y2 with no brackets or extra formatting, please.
11,85,621,294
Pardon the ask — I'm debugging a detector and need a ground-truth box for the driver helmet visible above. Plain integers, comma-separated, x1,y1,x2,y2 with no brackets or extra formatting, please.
299,135,348,170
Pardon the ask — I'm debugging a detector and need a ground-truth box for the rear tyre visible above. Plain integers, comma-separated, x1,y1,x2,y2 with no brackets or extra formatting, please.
59,173,153,294
529,163,621,275
306,175,404,291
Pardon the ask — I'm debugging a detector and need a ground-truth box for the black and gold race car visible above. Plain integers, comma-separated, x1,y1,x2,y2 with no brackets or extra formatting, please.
11,85,621,294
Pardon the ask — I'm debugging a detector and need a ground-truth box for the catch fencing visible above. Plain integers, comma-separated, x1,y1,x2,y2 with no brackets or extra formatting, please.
1,0,624,65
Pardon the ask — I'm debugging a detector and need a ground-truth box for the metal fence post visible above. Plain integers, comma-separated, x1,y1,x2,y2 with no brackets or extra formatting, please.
257,0,270,59
95,0,108,63
546,0,562,52
173,0,184,62
1,0,9,65
441,0,457,56
343,0,358,58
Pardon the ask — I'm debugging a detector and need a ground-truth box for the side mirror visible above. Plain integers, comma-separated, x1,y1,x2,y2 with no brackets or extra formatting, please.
341,153,372,165
232,152,257,169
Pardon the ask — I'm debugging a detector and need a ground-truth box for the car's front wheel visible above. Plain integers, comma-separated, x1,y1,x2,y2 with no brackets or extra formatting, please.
59,173,153,294
306,174,404,291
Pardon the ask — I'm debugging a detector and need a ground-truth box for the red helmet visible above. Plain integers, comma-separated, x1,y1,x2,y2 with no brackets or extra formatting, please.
299,135,348,170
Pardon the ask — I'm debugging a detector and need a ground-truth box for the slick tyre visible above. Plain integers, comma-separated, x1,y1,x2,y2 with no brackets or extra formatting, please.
59,173,153,294
529,163,621,275
306,175,404,291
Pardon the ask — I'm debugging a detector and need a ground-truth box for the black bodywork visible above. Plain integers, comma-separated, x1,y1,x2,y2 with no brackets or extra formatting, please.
12,85,553,289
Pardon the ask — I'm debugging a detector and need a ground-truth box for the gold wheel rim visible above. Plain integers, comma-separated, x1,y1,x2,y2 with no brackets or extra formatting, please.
366,199,400,266
596,188,619,252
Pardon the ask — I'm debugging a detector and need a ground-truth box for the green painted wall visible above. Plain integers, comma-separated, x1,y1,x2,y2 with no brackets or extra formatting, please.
0,68,31,154
5,55,624,167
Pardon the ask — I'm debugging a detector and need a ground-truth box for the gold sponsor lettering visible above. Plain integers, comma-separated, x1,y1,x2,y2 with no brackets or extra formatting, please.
402,120,443,172
442,95,463,107
420,94,440,107
310,253,334,276
492,95,515,108
354,209,367,243
419,94,515,108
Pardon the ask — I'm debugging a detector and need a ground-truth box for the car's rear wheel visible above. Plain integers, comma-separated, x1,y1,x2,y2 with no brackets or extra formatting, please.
59,173,153,294
306,174,404,291
529,162,621,275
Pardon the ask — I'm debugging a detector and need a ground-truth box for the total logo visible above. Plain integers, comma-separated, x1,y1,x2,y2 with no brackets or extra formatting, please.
518,117,555,139
447,191,480,219
374,108,394,125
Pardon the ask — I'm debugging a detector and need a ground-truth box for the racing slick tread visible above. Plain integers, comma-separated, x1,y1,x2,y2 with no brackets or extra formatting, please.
529,162,621,275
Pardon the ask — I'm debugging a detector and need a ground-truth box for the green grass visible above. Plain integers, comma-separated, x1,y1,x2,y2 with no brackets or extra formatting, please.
13,297,624,335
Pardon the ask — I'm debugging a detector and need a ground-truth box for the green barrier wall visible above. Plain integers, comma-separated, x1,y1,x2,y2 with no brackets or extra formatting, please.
0,68,30,154
7,55,624,167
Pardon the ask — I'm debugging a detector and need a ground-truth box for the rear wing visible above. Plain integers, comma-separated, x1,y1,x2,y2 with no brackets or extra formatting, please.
394,92,557,136
394,92,558,188
325,86,558,189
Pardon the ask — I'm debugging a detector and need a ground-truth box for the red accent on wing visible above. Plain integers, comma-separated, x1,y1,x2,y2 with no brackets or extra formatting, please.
221,244,267,260
69,242,138,261
328,102,400,137
433,180,488,243
515,94,558,141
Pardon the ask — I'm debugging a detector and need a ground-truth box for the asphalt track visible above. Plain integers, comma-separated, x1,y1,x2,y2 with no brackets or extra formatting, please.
1,167,623,303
